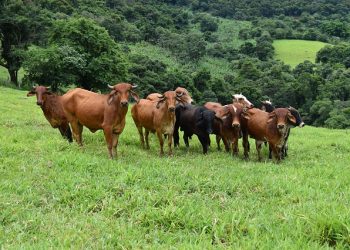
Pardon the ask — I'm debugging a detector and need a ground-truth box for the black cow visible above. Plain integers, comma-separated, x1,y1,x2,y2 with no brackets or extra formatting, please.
174,105,215,154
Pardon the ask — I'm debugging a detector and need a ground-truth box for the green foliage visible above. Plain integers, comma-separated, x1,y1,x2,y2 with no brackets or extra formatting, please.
23,17,127,90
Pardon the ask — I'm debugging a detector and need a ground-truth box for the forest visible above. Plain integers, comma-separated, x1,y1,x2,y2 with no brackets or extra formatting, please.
1,0,350,128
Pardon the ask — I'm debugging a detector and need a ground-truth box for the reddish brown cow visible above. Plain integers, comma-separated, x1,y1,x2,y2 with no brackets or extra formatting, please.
61,83,139,159
204,102,243,156
241,108,296,162
132,91,184,156
146,87,193,104
27,86,72,142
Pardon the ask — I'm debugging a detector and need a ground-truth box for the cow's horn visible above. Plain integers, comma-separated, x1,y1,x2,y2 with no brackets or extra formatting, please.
46,86,51,89
176,92,184,97
108,84,114,89
131,85,138,89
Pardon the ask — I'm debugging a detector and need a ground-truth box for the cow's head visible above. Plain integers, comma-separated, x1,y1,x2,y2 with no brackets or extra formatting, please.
215,103,243,129
156,91,183,112
107,83,139,107
175,87,193,104
197,109,215,134
27,85,52,106
268,108,296,133
232,93,254,108
288,106,305,128
260,99,275,112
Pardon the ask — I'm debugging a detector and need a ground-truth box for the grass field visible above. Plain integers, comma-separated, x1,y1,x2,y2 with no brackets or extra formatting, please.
1,86,350,248
273,40,329,68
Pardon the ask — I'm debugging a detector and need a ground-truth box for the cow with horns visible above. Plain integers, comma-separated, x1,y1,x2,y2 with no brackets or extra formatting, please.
241,107,297,162
132,91,185,156
260,100,305,159
27,85,72,142
146,87,193,104
61,83,139,159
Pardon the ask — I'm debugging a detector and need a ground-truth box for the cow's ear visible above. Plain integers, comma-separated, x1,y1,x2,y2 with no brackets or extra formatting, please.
107,90,116,105
215,106,229,120
287,112,296,124
267,112,276,124
129,90,139,103
156,98,165,109
27,91,35,97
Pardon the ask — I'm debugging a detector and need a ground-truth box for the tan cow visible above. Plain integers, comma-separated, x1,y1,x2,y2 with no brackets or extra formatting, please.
132,91,184,156
61,83,139,159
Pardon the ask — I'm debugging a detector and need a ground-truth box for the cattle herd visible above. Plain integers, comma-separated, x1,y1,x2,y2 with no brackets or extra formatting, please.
27,83,305,162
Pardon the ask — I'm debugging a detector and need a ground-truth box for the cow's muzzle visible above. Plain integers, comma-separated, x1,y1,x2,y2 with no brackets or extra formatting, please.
36,101,43,106
168,107,175,112
121,101,128,107
232,123,240,128
299,122,305,128
277,124,285,129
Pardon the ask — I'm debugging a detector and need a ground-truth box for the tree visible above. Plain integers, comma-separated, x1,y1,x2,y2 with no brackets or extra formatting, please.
0,1,36,85
23,17,127,90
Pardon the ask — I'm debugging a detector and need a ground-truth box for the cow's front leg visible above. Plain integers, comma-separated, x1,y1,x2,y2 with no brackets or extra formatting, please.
242,131,249,159
103,127,114,159
156,130,164,156
112,133,119,158
167,133,173,156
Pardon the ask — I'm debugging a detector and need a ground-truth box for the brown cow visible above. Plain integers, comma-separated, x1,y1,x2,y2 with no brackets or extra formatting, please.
27,86,72,142
61,83,139,159
146,87,193,104
132,91,184,156
204,102,243,156
241,108,296,162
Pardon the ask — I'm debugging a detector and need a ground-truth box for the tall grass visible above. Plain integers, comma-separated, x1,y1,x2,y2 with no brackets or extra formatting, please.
1,86,350,248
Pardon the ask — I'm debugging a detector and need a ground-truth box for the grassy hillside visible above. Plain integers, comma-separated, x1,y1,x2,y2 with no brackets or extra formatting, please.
273,40,328,67
1,87,350,248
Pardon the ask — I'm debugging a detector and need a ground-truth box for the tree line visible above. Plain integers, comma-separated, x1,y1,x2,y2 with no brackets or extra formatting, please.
0,0,349,128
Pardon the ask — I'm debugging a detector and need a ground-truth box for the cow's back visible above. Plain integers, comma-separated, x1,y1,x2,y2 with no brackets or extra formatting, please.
131,99,157,131
61,88,107,130
242,108,269,140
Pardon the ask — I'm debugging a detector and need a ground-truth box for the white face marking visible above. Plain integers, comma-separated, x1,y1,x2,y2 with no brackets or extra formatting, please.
231,104,237,112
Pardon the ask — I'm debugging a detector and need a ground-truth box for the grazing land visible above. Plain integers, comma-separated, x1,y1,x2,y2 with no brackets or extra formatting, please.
273,40,329,67
0,86,350,248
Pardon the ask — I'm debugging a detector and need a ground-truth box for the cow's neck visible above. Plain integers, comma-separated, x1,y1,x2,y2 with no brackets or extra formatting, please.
159,103,175,124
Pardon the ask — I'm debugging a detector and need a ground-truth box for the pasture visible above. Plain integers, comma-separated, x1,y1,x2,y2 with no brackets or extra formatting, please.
1,86,350,248
273,40,328,68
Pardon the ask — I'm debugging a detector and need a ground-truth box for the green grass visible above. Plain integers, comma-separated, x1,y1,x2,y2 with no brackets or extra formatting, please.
1,87,350,248
273,40,329,68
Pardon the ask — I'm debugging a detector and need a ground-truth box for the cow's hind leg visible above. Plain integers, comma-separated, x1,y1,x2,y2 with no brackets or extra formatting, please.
256,140,264,161
216,135,221,151
136,125,145,149
145,129,150,149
